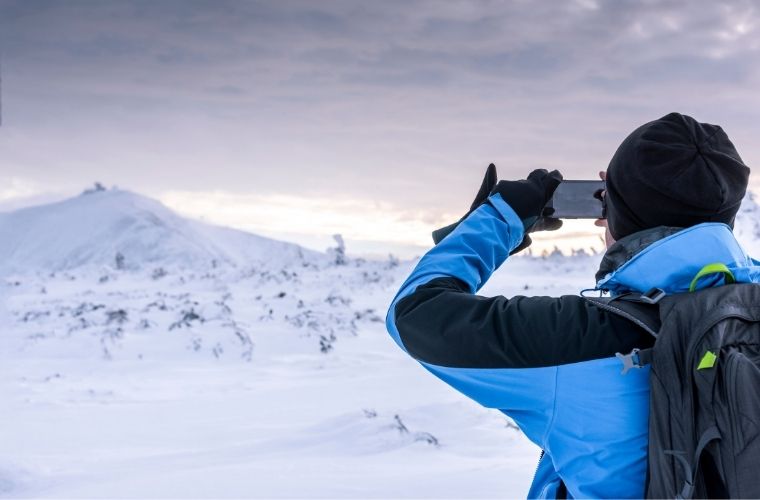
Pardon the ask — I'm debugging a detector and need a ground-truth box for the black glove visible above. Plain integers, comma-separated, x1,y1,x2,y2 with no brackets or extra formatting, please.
432,163,498,244
491,169,563,254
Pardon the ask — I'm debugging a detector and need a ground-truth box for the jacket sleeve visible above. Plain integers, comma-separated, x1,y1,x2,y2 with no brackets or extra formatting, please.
385,193,558,442
385,193,649,444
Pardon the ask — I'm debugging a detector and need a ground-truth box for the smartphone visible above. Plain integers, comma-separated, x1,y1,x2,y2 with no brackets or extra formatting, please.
547,180,605,219
432,179,605,244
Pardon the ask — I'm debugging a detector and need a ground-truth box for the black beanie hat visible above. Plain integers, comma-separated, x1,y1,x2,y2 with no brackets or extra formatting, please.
605,112,750,240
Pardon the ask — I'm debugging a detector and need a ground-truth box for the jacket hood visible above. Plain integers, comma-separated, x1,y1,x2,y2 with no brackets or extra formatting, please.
596,222,760,294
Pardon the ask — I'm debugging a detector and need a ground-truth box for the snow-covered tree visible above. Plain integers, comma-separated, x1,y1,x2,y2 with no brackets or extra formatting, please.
327,234,347,265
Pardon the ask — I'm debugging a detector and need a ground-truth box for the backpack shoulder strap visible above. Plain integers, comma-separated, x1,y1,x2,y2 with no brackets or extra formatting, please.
585,288,664,374
585,289,663,339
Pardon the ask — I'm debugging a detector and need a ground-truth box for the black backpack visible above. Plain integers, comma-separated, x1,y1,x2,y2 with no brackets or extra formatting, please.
587,280,760,499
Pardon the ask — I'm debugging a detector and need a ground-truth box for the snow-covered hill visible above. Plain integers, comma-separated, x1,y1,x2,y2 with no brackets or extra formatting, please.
0,186,315,276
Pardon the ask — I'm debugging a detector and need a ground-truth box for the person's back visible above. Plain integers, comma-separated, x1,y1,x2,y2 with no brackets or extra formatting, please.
385,112,754,498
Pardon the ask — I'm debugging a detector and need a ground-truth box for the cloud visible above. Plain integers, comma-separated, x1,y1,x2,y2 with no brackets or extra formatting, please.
0,176,74,212
0,177,42,202
1,0,759,251
160,189,456,247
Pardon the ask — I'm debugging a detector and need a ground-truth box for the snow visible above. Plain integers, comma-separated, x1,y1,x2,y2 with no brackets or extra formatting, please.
1,189,758,498
734,191,760,257
0,188,315,276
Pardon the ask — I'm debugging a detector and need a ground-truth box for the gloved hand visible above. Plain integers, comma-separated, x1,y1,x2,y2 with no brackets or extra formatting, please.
491,169,563,254
432,163,498,244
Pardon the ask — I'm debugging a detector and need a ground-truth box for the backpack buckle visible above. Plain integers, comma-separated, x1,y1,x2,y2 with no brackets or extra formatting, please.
640,287,666,304
615,348,643,375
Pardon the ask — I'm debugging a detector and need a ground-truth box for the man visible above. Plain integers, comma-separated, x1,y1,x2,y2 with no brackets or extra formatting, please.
385,112,751,498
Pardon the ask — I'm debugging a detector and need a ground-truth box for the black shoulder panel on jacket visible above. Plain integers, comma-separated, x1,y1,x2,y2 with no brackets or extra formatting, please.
394,276,654,369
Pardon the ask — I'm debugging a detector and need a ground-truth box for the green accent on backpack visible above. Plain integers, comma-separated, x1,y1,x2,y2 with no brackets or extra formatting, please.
697,350,717,370
689,262,736,292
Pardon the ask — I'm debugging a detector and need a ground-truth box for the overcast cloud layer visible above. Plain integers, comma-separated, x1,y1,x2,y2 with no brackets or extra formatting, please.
1,0,759,253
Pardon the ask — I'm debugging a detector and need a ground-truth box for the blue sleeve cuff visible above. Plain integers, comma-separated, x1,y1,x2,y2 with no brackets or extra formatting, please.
487,192,525,251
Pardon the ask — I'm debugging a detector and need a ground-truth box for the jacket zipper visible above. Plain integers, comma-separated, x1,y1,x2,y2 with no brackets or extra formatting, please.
532,450,544,487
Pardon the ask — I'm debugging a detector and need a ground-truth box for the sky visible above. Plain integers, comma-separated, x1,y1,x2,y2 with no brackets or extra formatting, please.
1,0,759,257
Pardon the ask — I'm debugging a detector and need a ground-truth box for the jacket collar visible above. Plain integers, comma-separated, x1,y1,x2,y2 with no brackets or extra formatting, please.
595,226,683,283
596,223,760,294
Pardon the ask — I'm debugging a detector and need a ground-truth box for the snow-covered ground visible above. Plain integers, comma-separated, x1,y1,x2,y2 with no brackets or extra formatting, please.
1,188,759,498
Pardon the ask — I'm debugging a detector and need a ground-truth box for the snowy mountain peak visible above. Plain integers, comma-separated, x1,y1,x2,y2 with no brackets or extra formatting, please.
0,187,314,275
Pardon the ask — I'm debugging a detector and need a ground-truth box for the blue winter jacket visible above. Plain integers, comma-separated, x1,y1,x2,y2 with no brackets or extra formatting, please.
386,193,760,498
